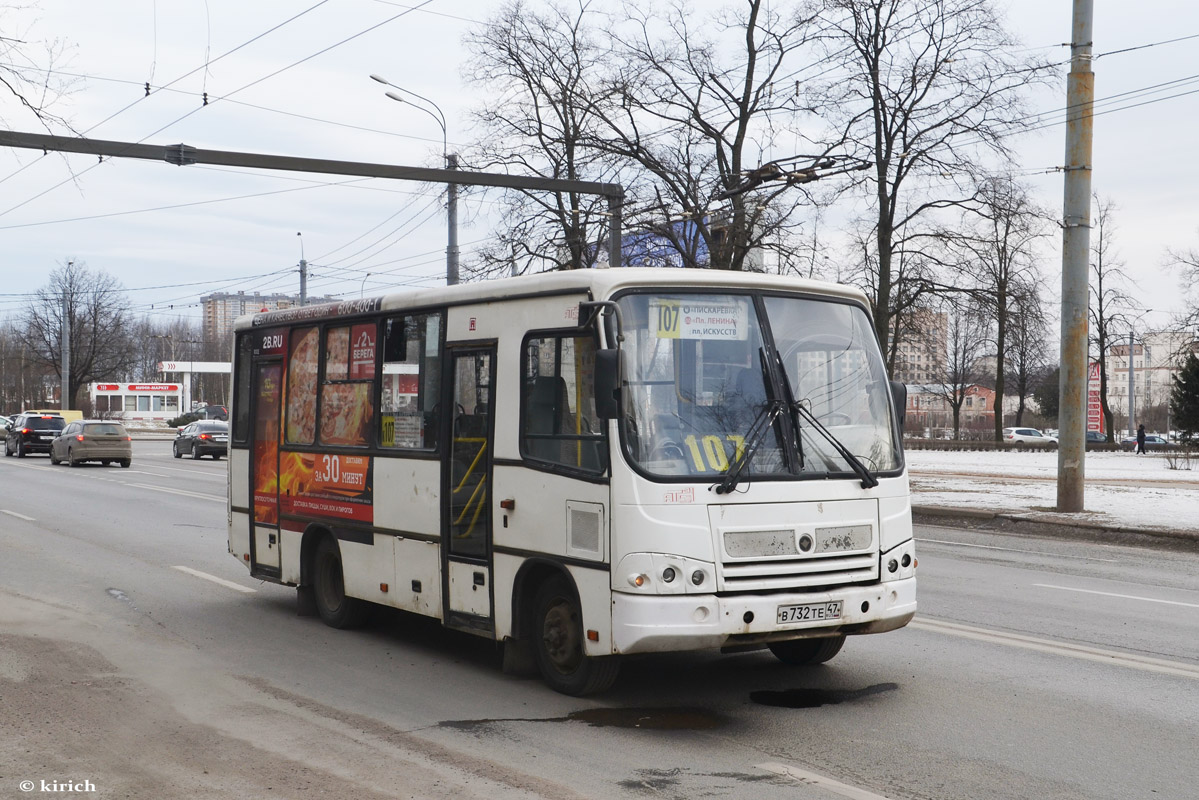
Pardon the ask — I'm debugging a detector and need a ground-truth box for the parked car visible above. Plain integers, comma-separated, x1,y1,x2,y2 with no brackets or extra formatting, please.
50,420,132,467
1002,427,1058,447
4,412,66,457
1085,430,1108,444
192,404,229,421
1119,434,1176,452
173,420,229,460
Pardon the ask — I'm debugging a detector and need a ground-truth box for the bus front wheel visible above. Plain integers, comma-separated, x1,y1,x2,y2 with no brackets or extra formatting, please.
768,635,845,666
531,576,619,696
312,536,371,629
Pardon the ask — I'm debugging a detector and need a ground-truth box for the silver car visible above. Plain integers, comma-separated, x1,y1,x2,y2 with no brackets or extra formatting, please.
51,420,133,467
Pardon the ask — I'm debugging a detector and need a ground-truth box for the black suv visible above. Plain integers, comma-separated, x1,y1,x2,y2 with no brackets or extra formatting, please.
4,412,66,457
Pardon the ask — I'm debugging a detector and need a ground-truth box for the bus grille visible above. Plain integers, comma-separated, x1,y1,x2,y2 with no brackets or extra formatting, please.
718,553,878,593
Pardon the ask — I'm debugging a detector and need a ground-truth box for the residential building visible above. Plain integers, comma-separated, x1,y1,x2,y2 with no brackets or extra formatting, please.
1103,330,1199,426
891,309,948,385
201,291,335,342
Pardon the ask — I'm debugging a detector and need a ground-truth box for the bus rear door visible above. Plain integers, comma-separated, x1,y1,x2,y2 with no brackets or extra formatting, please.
443,346,495,633
248,336,285,578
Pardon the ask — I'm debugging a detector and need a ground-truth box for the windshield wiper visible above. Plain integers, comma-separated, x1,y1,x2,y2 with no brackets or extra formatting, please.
773,351,877,489
792,402,879,488
714,398,783,495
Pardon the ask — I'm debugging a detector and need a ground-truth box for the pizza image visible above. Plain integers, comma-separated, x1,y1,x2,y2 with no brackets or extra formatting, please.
287,327,319,443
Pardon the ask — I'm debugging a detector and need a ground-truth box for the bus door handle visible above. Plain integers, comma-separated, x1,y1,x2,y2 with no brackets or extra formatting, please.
473,572,486,587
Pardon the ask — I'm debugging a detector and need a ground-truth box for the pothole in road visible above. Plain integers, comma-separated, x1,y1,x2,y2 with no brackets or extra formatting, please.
750,682,898,708
567,707,727,730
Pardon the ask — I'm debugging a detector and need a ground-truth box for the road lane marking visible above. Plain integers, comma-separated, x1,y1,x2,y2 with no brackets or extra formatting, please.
125,483,225,502
757,763,895,800
1033,583,1199,609
911,617,1199,680
172,566,257,593
2,509,35,521
918,536,1120,562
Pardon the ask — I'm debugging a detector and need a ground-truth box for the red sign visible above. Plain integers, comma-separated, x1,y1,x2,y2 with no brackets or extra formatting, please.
96,384,119,391
1086,362,1104,433
350,323,376,380
127,384,179,392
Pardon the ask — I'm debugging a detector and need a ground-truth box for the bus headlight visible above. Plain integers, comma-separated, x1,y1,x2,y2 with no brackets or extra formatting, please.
880,540,916,582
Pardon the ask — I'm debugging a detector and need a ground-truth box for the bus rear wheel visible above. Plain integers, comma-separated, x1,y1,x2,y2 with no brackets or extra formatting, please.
531,576,619,696
312,536,371,629
768,635,845,666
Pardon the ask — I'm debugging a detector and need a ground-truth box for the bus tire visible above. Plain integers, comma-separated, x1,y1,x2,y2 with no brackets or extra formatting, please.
768,635,845,666
531,575,619,696
312,536,371,629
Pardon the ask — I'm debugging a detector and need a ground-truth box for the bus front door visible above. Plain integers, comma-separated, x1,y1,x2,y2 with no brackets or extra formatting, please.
249,360,283,577
442,347,495,633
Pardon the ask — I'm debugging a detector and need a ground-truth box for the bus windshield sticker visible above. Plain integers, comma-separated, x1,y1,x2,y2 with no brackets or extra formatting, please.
651,298,749,341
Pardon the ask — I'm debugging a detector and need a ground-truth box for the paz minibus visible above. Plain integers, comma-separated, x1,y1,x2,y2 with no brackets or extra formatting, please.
227,268,916,694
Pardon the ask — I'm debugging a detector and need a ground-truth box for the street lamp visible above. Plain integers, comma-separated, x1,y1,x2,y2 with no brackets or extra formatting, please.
370,73,459,285
360,272,371,298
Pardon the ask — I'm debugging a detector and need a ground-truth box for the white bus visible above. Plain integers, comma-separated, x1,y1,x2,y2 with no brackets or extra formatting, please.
227,268,916,695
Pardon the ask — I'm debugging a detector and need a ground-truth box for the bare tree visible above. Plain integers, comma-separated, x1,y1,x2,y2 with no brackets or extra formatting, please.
463,0,618,274
943,178,1047,440
929,298,988,439
1166,237,1199,338
1,6,78,131
592,0,826,270
17,261,135,408
1005,291,1050,426
814,0,1053,354
1089,195,1136,441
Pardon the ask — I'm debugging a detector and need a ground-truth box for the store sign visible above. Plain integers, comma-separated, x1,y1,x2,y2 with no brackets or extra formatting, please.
1087,362,1104,433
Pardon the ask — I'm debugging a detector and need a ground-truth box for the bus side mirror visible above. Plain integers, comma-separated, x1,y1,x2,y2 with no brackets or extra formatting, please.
594,349,620,420
889,380,907,431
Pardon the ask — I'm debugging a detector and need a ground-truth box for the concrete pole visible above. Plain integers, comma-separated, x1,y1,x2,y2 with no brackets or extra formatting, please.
61,291,71,411
1127,330,1135,436
299,259,308,306
447,153,460,286
607,192,624,268
1056,0,1094,512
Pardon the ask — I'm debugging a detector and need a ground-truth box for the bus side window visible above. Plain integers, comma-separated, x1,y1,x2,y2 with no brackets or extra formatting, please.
380,312,443,450
521,333,607,473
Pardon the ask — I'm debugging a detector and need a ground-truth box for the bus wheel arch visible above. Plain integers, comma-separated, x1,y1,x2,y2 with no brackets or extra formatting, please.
305,529,371,629
522,567,620,696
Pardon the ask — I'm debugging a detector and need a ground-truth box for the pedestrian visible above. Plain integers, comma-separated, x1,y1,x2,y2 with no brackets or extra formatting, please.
1136,423,1147,455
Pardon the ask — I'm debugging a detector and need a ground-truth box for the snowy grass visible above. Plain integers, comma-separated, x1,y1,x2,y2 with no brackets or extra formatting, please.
906,447,1199,533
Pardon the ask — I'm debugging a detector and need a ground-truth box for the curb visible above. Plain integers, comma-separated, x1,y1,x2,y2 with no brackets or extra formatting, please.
913,504,1199,552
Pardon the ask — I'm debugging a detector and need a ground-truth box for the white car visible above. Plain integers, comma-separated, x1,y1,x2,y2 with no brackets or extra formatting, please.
1003,427,1058,447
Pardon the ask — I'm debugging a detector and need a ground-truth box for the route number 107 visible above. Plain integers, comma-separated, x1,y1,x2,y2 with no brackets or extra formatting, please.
683,434,745,472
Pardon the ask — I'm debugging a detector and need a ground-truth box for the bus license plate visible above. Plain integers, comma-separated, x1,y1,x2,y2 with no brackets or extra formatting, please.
777,601,842,624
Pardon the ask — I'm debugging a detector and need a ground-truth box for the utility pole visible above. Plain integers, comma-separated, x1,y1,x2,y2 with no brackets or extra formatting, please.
298,231,308,306
447,153,460,285
1127,330,1135,437
1056,0,1094,513
61,290,70,411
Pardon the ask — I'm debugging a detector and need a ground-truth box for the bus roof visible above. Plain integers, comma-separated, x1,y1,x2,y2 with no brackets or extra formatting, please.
233,267,870,332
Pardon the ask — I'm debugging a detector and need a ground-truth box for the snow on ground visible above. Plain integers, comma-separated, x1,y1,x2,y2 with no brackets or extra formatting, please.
905,448,1199,534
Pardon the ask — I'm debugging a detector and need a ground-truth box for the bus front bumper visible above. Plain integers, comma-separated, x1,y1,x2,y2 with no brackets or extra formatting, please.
609,577,916,655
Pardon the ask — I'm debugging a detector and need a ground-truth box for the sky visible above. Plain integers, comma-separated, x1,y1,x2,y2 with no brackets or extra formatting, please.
0,0,1196,336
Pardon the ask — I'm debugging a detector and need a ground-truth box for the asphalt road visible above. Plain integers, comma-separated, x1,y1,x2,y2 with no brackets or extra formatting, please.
1,441,1197,799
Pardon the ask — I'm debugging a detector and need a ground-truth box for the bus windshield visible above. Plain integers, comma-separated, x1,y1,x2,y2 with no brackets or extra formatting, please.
616,291,899,481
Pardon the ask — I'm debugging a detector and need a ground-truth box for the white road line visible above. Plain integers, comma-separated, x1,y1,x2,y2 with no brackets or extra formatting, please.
918,536,1120,562
125,483,225,502
172,566,257,594
757,763,895,800
1,509,35,521
1033,583,1199,609
911,617,1199,680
